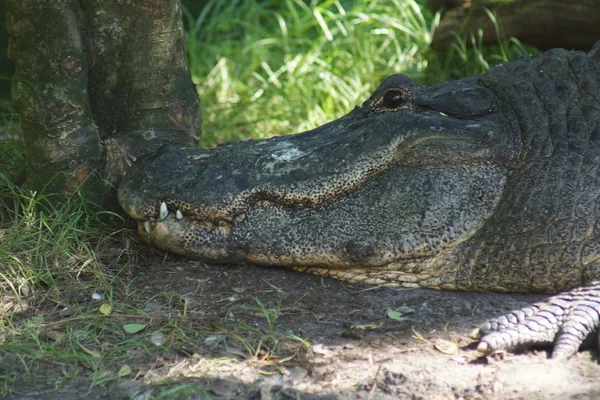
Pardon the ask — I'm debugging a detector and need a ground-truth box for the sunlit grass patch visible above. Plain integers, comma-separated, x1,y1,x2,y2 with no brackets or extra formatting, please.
185,1,539,148
186,0,437,147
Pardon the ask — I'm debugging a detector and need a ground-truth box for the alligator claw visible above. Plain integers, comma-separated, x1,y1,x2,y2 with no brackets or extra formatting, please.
176,210,183,220
476,341,489,354
159,202,168,219
476,282,600,359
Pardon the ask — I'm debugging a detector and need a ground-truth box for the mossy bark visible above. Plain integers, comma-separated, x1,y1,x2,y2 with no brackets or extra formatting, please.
429,0,600,51
6,0,200,212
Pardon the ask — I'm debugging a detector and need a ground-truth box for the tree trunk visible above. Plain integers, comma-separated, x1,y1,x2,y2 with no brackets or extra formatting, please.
429,0,600,51
6,0,201,212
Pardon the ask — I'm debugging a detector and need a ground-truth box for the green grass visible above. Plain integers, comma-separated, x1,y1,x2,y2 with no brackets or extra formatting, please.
0,0,541,397
186,0,536,148
426,8,538,82
0,176,116,298
0,179,122,395
187,0,438,147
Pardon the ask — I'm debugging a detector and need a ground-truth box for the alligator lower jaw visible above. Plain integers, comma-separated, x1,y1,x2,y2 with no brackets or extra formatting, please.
136,203,451,287
138,211,459,289
137,201,394,267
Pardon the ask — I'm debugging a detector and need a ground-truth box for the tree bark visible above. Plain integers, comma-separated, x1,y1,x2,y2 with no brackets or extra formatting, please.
6,0,201,212
429,0,600,51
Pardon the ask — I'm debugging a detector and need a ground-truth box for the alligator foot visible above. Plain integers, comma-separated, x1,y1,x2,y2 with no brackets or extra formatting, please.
473,282,600,359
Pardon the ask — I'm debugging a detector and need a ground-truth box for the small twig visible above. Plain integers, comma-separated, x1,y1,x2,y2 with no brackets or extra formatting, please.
368,365,382,400
261,278,284,294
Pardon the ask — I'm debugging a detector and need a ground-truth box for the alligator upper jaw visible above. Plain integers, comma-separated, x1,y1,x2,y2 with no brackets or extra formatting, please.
119,106,505,220
118,107,402,222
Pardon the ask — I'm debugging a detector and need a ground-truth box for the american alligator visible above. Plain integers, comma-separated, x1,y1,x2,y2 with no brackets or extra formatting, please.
119,42,600,359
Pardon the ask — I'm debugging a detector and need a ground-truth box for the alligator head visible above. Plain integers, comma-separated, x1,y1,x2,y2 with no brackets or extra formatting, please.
119,73,520,287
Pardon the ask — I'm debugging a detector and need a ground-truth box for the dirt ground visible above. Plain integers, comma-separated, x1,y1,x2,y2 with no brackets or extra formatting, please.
104,258,600,400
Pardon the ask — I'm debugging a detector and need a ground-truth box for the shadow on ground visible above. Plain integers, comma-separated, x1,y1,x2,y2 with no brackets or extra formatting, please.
6,257,600,399
131,260,600,399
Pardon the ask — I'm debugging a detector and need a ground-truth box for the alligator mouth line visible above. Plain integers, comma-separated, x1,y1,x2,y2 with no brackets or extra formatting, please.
141,201,235,238
136,133,462,233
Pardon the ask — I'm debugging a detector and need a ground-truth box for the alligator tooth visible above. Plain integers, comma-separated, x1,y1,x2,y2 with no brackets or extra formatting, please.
159,202,168,219
176,210,183,220
144,221,151,233
235,213,246,222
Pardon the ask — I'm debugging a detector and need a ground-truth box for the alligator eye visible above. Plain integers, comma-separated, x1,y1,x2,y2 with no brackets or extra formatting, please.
382,89,408,109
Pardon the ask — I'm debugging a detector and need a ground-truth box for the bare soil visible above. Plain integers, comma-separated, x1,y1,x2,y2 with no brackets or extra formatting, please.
120,258,600,399
6,254,600,399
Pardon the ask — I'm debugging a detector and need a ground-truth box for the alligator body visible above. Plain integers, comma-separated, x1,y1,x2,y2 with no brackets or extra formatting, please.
119,43,600,358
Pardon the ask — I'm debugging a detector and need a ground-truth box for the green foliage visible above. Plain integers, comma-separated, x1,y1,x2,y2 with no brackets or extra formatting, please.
0,176,135,396
0,175,119,301
185,1,538,148
186,0,437,147
425,8,538,83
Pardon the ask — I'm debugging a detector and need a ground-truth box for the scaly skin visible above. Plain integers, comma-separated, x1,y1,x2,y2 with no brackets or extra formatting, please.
474,282,600,358
119,42,600,358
